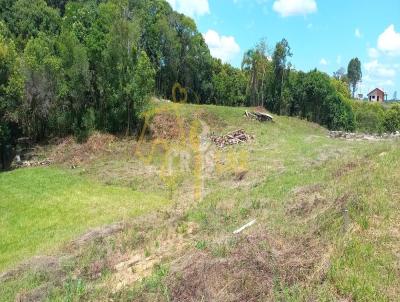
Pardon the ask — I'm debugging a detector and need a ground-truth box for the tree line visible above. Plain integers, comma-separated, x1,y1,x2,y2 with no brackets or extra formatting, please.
1,0,399,170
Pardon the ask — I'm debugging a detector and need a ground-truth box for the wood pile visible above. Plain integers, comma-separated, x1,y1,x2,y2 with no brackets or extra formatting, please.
210,129,253,148
14,159,53,168
245,110,274,122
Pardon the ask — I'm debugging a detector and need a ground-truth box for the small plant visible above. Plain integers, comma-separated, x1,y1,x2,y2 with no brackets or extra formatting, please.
142,264,169,293
176,222,188,234
195,240,207,250
211,243,228,258
64,277,86,302
251,199,262,210
240,207,250,218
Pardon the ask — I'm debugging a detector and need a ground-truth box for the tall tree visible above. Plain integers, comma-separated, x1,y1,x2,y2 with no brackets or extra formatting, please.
242,40,270,107
57,30,91,138
21,33,61,140
99,1,140,134
270,38,292,114
0,32,23,169
347,58,362,98
10,0,61,46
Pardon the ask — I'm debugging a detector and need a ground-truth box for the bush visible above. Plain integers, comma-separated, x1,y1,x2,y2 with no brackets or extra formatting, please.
74,108,96,143
350,101,385,133
290,70,355,131
325,95,355,131
383,104,400,133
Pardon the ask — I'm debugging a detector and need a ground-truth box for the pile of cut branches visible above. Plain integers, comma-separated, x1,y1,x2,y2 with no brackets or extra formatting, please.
210,129,253,148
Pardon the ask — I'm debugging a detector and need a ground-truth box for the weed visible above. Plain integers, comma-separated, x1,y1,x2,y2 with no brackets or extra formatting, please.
195,240,207,250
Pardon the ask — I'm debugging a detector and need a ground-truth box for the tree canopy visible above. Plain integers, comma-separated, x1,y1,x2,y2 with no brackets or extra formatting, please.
1,0,396,170
347,57,362,98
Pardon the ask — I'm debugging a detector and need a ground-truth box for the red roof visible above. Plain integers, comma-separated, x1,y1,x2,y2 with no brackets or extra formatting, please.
367,88,385,96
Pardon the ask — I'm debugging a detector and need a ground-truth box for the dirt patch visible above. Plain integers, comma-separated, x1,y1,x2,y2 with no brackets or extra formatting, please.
287,184,326,216
51,132,116,165
333,161,364,179
109,222,199,292
234,170,248,181
195,110,227,129
150,113,190,141
70,222,126,250
0,256,62,283
167,231,326,302
15,283,51,302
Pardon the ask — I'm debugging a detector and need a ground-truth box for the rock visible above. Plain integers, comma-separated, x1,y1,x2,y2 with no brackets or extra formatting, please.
329,131,400,141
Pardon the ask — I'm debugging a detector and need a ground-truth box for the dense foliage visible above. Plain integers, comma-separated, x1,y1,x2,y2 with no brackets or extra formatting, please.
347,58,362,98
1,0,399,170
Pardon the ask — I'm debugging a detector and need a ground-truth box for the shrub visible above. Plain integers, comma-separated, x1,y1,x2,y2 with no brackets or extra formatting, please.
350,101,385,133
74,108,96,143
325,95,355,131
290,70,355,131
383,104,400,133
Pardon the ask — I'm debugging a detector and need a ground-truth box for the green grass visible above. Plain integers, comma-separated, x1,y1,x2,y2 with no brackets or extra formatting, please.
0,167,169,271
2,103,400,301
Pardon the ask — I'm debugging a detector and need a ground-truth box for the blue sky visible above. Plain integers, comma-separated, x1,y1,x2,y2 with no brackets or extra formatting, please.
167,0,400,98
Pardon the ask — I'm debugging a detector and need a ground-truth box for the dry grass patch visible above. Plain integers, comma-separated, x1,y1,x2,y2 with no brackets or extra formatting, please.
166,229,327,302
287,184,326,217
50,132,116,165
150,112,191,141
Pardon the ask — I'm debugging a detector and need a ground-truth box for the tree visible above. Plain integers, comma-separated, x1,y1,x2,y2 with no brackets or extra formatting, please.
290,70,355,131
331,78,351,99
10,0,61,46
333,67,346,80
347,58,362,98
45,0,68,14
21,33,61,140
241,39,271,107
270,38,292,114
99,2,140,134
132,51,155,124
383,105,400,132
212,58,247,106
56,30,91,139
0,33,23,169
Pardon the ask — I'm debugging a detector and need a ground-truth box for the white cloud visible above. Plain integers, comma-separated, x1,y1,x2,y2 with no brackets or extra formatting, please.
272,0,317,17
363,60,396,91
364,60,396,78
364,75,394,88
167,0,210,18
355,28,362,38
377,24,400,56
203,30,241,63
319,58,328,66
367,48,380,59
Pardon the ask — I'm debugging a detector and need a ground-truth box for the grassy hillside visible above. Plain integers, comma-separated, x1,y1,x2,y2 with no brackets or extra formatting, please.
1,102,400,301
0,167,169,271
